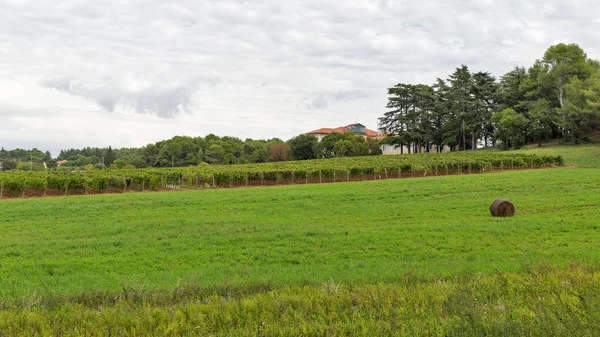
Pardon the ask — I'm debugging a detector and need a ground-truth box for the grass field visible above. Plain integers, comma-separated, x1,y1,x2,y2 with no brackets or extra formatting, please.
0,143,599,335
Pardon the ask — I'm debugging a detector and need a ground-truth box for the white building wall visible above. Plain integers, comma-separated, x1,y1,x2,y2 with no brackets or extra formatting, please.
381,144,452,155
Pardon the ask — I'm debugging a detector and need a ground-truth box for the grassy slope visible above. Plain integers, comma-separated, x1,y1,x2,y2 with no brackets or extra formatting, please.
480,133,600,168
1,143,599,335
515,143,600,168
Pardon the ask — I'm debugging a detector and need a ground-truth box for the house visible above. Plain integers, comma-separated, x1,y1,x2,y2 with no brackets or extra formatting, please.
57,160,68,166
305,123,381,141
306,123,398,154
305,123,450,155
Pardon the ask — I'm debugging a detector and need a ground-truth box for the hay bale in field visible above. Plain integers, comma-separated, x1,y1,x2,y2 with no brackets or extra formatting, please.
490,199,515,217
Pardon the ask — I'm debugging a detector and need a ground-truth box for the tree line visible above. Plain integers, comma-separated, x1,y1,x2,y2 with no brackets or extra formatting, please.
1,133,382,171
379,43,600,151
0,148,54,171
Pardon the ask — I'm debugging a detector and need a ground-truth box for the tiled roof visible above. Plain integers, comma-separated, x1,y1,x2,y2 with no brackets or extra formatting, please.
306,124,382,138
306,127,351,135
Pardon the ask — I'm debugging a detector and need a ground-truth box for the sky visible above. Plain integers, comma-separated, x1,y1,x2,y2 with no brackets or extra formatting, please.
1,0,599,156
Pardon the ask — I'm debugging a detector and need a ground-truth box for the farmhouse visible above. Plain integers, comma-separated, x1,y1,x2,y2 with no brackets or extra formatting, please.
305,123,451,155
305,123,380,141
306,123,403,154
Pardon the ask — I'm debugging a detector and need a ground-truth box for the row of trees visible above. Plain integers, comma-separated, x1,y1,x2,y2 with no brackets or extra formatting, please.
379,43,600,150
0,148,55,171
1,133,381,171
54,136,292,169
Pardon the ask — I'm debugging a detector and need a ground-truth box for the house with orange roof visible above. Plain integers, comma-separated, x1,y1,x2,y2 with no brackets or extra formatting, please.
306,122,402,155
305,122,450,155
305,123,382,142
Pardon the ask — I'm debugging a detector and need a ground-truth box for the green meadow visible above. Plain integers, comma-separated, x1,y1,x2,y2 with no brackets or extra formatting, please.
0,143,599,336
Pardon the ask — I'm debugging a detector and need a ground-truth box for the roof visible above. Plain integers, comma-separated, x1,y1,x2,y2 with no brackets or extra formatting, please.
57,160,68,165
306,127,351,135
306,124,382,138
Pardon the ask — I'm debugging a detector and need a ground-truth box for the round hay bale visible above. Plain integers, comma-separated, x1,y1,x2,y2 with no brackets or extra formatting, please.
490,199,515,217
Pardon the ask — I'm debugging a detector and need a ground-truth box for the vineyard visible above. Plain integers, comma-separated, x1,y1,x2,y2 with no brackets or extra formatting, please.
0,152,563,198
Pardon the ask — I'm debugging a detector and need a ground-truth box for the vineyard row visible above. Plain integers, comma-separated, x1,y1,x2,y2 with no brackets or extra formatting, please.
0,153,563,199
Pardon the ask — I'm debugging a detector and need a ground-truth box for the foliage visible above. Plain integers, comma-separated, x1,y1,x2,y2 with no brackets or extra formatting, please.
380,43,600,151
268,143,290,162
0,147,50,171
492,108,529,149
15,161,46,171
287,134,318,160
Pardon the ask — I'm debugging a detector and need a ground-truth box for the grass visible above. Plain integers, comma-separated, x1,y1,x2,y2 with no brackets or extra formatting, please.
0,142,599,335
1,168,599,298
514,143,600,168
480,133,600,168
1,265,599,336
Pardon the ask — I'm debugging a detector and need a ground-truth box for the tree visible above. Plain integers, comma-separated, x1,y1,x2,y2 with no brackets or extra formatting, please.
184,152,199,166
333,139,354,157
317,133,349,158
498,66,528,112
379,83,436,153
448,65,474,151
250,148,269,163
471,71,498,148
113,159,126,169
204,144,225,164
0,159,17,171
492,108,529,149
431,78,452,151
104,146,115,166
16,161,46,171
269,144,290,162
542,43,590,109
287,134,318,160
540,43,597,142
223,153,237,164
365,138,383,155
46,159,58,169
524,99,556,146
379,83,414,152
561,71,600,143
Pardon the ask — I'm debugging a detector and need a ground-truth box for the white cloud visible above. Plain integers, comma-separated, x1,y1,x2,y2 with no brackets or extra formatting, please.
1,0,600,155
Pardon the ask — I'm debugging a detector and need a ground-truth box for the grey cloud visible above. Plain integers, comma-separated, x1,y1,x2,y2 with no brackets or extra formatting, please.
40,76,209,118
309,94,329,110
39,76,74,93
331,90,370,102
307,90,371,110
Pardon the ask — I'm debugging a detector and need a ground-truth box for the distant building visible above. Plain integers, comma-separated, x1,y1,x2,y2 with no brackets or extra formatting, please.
306,123,400,154
305,123,381,142
305,123,450,155
57,160,68,166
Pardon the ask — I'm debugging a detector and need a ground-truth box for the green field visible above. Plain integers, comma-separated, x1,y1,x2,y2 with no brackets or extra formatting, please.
1,145,599,335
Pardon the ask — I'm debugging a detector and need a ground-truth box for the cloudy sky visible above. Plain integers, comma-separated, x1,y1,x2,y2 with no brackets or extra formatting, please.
1,0,599,155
